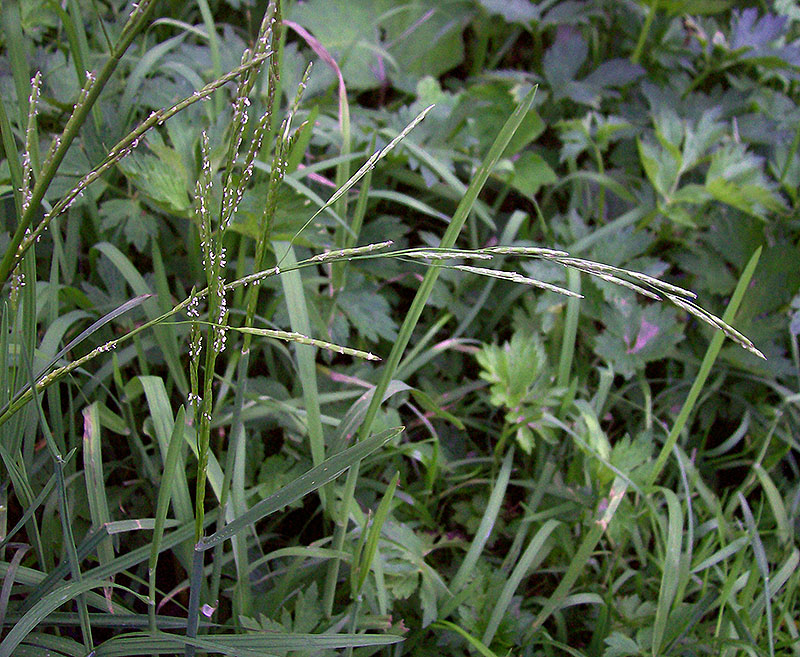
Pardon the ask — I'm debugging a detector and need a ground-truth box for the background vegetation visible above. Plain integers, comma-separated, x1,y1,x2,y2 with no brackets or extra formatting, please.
1,0,798,655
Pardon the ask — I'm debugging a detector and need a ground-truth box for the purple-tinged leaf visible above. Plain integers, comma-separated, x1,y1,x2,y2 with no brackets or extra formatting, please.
731,9,786,50
543,26,587,86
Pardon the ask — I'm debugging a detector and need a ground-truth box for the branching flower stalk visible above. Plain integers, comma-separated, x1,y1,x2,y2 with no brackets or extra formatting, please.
205,1,287,617
8,72,42,312
211,0,318,616
192,131,228,544
20,72,40,215
184,129,230,657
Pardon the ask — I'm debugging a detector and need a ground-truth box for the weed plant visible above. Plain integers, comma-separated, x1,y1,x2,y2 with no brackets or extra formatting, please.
0,1,798,656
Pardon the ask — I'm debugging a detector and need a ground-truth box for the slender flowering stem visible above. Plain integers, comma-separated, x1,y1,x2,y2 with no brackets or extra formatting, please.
9,53,272,277
0,0,158,286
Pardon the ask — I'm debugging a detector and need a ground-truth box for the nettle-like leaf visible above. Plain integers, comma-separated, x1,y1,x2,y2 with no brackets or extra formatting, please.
497,151,557,198
603,631,643,657
476,332,548,410
557,112,634,162
637,108,725,204
379,0,471,86
476,331,563,452
380,520,443,622
337,274,399,343
637,107,785,223
703,8,800,79
116,136,192,216
99,198,157,253
609,433,654,487
289,0,469,92
452,80,545,157
731,9,787,50
543,26,643,107
705,142,786,218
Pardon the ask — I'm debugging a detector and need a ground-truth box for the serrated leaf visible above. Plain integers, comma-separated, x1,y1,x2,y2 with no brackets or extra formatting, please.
117,150,191,216
637,139,679,198
706,177,785,218
543,26,587,87
670,183,710,205
595,301,684,378
338,285,398,343
100,199,157,253
545,28,642,106
731,8,788,50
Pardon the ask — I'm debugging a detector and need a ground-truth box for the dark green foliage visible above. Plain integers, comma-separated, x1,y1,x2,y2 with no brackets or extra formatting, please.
0,1,798,656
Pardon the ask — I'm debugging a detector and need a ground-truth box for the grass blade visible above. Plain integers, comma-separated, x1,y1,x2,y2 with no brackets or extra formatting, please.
324,83,539,616
92,631,404,656
354,471,399,594
93,243,187,392
652,487,684,656
148,406,186,632
648,247,762,486
433,620,500,657
82,402,114,608
739,493,775,657
0,578,111,657
450,448,515,596
482,518,560,645
526,477,628,640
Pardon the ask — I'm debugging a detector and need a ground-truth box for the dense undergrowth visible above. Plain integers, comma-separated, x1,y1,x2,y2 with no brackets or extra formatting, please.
1,1,799,656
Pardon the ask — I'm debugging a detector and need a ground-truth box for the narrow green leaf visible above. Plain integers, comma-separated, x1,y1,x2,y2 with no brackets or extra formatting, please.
648,247,762,486
91,631,403,656
138,377,193,527
527,477,627,639
325,83,539,617
433,620,500,657
752,464,791,545
451,448,514,595
483,519,560,645
82,402,114,585
355,471,399,593
690,536,749,574
93,243,187,392
739,493,775,657
652,488,684,656
0,578,111,657
148,405,186,630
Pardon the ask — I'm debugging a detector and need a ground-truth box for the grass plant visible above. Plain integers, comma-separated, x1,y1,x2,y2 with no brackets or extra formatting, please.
1,1,798,656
